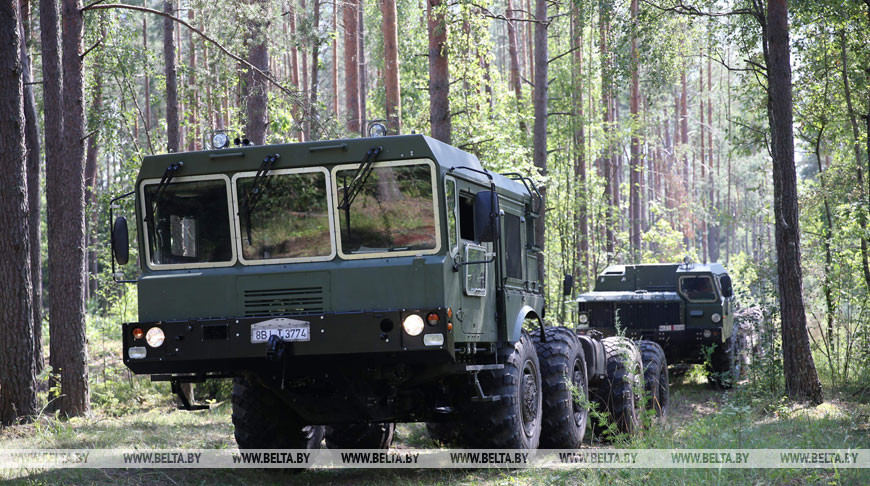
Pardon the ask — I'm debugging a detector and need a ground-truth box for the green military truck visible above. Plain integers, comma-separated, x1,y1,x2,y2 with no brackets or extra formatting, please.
576,262,743,387
109,133,669,450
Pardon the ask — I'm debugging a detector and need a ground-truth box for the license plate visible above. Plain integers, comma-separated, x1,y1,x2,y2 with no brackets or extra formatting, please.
251,318,310,343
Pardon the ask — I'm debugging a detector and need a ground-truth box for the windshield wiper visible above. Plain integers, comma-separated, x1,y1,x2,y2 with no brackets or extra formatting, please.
338,146,382,210
144,161,184,233
240,154,279,243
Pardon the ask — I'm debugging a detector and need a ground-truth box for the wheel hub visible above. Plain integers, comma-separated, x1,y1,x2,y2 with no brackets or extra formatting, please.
520,359,539,437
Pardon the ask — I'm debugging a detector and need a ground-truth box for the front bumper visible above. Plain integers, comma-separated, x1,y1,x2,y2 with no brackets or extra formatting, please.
122,309,454,375
583,325,724,364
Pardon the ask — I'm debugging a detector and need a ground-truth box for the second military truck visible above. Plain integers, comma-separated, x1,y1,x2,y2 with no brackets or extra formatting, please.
576,262,744,387
110,134,669,450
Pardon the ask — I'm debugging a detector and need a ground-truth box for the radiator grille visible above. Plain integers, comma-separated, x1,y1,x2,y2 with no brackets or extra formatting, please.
580,301,680,329
243,287,324,317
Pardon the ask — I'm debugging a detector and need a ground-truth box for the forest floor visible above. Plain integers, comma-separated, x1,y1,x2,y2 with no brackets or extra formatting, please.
2,367,869,485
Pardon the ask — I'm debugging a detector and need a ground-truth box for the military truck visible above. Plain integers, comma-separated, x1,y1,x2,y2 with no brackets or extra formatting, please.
109,133,669,450
576,262,742,387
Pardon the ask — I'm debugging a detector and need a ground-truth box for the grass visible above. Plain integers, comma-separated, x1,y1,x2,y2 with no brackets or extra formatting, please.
2,370,868,485
4,315,869,485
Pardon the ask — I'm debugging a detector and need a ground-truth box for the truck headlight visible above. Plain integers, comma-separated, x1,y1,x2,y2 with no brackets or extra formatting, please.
402,314,425,336
711,313,722,323
578,313,589,325
145,327,165,348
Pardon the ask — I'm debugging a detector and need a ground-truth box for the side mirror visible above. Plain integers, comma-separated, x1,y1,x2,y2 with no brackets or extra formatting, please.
112,216,130,265
562,274,574,296
473,191,500,243
720,275,733,298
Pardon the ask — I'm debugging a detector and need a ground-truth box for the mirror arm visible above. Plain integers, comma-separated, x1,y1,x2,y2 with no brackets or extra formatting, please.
109,190,137,284
453,256,496,273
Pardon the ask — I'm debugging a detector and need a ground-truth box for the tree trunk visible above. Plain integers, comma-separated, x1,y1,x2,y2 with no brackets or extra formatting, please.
428,0,450,144
332,0,338,118
288,2,302,140
309,0,321,139
707,55,719,262
572,3,587,287
765,0,822,404
343,0,360,133
506,0,525,132
680,67,689,248
243,0,269,144
84,44,102,302
20,13,43,375
839,32,870,292
599,6,614,256
629,0,640,262
143,16,151,136
381,0,401,134
532,0,547,282
47,0,89,416
187,8,198,151
358,4,367,135
699,51,707,262
163,0,179,152
0,0,37,425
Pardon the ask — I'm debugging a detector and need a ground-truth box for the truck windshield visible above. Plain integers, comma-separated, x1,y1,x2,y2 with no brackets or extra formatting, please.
235,169,333,262
143,178,234,267
335,161,438,256
680,275,718,302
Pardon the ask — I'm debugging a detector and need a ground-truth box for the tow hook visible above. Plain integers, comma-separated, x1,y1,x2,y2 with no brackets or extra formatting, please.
266,335,286,361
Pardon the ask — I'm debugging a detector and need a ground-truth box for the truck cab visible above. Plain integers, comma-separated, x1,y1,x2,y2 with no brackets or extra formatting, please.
110,134,544,426
576,262,735,366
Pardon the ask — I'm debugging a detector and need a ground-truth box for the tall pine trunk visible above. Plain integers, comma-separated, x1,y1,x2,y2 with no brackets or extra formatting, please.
47,0,89,416
381,0,401,134
765,0,822,404
0,0,37,425
532,0,548,281
20,13,43,374
628,0,640,261
163,0,179,152
428,0,450,143
244,0,270,144
343,0,360,133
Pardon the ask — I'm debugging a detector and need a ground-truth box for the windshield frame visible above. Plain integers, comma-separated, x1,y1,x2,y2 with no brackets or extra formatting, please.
139,174,238,271
231,166,337,265
678,274,720,303
330,158,442,260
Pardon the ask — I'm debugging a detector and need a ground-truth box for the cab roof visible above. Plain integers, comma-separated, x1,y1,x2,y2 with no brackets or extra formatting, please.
137,134,531,202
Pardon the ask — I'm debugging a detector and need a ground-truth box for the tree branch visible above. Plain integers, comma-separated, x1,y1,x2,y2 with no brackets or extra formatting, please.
83,3,329,137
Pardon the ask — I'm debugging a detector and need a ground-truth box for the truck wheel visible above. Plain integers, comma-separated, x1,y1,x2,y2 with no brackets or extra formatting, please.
532,326,588,448
425,421,462,447
707,337,737,389
638,340,669,418
461,330,542,449
325,423,395,449
598,337,643,435
232,376,324,449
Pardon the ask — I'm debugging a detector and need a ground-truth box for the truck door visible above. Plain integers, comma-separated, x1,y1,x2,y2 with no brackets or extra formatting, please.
449,178,496,341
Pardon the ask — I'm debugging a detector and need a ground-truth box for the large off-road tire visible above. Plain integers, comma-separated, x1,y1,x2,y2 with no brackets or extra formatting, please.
460,330,543,449
532,326,588,448
638,340,669,418
232,376,324,449
598,337,643,436
325,423,395,449
425,421,462,447
707,336,738,389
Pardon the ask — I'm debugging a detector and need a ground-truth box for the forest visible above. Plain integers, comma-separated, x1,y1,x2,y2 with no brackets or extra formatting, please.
0,0,869,483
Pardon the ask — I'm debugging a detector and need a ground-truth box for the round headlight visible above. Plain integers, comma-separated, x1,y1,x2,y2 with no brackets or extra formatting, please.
703,329,712,338
578,313,589,324
212,132,229,149
711,313,722,323
402,314,425,336
145,327,165,348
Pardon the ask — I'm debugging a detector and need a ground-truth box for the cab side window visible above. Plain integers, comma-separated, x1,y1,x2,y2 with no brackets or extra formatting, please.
459,194,475,241
680,276,718,302
445,179,458,253
504,213,522,279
